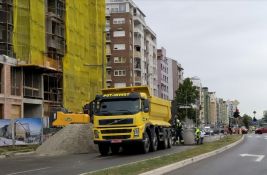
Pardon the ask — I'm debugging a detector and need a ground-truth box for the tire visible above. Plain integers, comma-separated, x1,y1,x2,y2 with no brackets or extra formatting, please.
141,131,150,154
160,130,168,149
98,143,110,156
111,145,120,154
168,130,173,148
150,130,158,152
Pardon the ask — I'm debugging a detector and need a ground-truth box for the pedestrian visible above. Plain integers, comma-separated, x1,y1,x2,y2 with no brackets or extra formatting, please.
200,129,205,144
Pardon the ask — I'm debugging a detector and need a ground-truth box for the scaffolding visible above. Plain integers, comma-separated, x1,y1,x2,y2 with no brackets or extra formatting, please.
0,0,14,57
9,0,105,113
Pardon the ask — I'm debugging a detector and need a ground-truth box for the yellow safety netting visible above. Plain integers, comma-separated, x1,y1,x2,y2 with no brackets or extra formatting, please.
13,0,46,65
12,0,106,112
63,0,106,112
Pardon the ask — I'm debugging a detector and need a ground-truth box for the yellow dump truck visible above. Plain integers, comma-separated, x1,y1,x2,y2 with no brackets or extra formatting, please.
93,86,172,155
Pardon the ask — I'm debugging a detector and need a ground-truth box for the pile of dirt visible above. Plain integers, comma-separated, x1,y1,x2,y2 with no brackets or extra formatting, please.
36,124,98,156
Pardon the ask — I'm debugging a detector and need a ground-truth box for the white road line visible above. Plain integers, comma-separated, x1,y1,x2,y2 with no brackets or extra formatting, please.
6,167,51,175
256,155,265,162
240,154,265,162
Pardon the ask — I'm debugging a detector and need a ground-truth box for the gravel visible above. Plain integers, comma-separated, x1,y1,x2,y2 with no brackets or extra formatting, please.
36,124,97,156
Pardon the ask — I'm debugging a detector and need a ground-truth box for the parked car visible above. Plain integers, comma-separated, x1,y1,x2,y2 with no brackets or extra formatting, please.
255,127,267,134
204,126,214,136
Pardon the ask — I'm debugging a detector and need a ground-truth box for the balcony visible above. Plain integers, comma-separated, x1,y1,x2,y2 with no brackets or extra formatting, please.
106,10,111,17
133,14,145,26
106,60,112,69
134,27,143,35
106,47,111,56
134,38,141,46
47,34,65,55
134,60,141,71
134,51,141,58
135,76,141,82
44,56,63,72
106,35,111,43
106,74,112,82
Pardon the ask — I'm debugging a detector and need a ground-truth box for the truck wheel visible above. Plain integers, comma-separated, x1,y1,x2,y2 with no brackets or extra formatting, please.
160,130,168,149
167,130,172,148
111,145,120,154
150,131,158,152
141,132,150,154
98,144,110,156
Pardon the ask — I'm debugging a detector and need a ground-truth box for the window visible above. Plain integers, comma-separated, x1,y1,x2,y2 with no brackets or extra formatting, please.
111,7,119,13
11,67,21,96
10,105,21,119
114,70,126,76
113,30,125,37
114,57,126,63
113,44,125,50
113,18,125,24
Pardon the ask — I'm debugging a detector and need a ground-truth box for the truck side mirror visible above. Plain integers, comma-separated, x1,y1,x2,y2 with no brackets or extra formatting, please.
144,99,150,113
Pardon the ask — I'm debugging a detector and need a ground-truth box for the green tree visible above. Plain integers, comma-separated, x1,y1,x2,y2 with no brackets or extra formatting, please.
175,78,199,122
242,114,252,129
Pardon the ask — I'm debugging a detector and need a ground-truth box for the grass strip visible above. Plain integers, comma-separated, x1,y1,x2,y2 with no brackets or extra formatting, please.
0,145,38,155
87,135,242,175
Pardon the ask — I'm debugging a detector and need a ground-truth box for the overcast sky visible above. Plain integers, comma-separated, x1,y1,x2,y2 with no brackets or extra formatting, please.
134,0,267,118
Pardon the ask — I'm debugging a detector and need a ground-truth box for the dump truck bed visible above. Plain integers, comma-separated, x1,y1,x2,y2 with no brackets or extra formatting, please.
149,96,171,123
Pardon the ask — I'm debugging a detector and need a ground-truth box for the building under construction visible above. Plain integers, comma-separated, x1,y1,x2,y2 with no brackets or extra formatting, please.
0,0,105,126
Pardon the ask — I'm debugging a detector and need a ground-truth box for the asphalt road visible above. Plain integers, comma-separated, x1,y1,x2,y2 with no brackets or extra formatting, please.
0,144,196,175
167,133,267,175
0,134,224,175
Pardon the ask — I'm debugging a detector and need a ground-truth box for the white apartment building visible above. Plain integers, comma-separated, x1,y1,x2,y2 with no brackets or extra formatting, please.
157,47,169,100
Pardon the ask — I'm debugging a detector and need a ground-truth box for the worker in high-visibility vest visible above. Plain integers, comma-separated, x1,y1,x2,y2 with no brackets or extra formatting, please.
195,127,201,144
174,118,184,144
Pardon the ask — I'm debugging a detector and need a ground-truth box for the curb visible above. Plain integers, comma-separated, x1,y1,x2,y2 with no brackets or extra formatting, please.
0,151,35,159
140,135,244,175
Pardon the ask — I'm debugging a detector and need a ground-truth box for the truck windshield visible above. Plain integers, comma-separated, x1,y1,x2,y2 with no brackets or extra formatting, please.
96,99,140,116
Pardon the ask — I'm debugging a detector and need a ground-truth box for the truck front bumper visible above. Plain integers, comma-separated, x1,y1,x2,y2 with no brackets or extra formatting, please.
94,139,144,144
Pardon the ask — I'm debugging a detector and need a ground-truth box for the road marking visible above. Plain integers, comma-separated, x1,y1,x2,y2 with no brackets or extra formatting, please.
6,167,51,175
240,154,265,162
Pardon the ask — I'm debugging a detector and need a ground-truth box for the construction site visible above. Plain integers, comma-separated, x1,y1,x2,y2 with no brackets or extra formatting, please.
0,0,106,126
